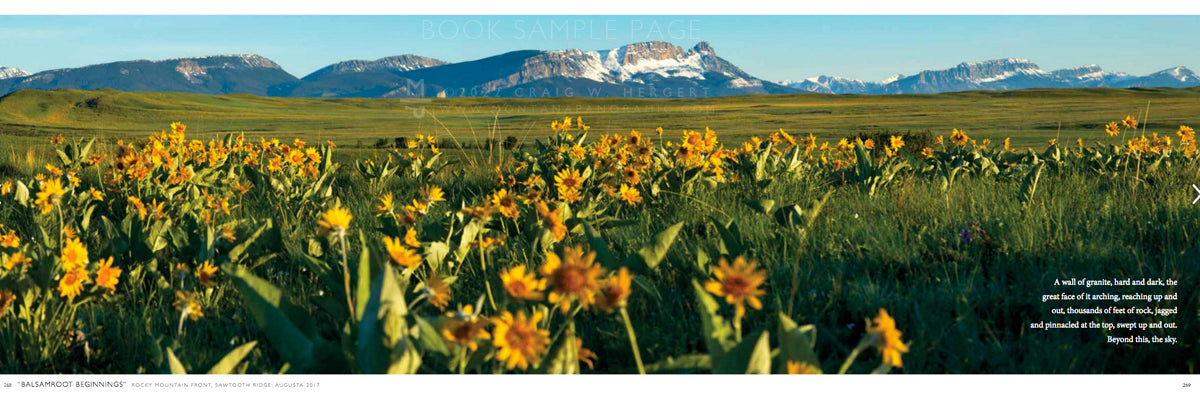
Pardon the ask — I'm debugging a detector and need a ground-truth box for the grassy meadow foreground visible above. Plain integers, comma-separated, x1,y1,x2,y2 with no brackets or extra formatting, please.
0,107,1198,373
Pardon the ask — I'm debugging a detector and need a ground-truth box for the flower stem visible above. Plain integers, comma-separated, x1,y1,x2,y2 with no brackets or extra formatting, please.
838,339,870,374
478,231,497,312
548,304,582,346
458,346,468,374
484,281,497,312
57,207,65,247
176,309,188,338
619,307,646,374
338,231,354,319
733,314,743,343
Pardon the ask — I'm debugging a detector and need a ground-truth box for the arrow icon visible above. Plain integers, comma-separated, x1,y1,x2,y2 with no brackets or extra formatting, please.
1194,184,1200,205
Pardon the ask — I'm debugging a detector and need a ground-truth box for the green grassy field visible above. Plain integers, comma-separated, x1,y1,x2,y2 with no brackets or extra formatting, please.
2,87,1200,150
0,89,1196,375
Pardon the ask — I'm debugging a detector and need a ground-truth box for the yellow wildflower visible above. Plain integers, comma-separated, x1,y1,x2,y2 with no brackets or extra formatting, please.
541,245,605,314
867,308,909,368
441,304,491,351
1121,115,1138,129
491,189,520,219
35,178,66,214
0,230,18,248
127,197,148,220
618,184,642,206
196,261,218,288
1105,122,1121,137
950,129,969,146
60,237,89,272
500,264,546,301
421,274,452,311
491,310,550,370
596,267,633,313
4,251,31,270
704,256,767,318
404,227,420,248
58,268,88,299
375,192,395,217
554,168,584,191
174,291,204,321
536,202,568,242
94,257,122,291
317,206,352,236
384,236,422,270
421,185,446,203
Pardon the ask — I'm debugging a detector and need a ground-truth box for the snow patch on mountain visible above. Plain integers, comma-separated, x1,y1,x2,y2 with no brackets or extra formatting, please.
174,60,208,84
727,77,762,88
1162,66,1195,81
590,44,708,82
0,66,31,80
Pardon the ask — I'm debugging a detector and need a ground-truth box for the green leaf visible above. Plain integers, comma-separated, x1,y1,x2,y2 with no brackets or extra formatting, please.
692,280,734,360
423,241,450,271
580,222,619,269
355,233,373,323
411,314,449,356
743,199,776,215
298,253,332,277
56,148,72,167
454,220,482,263
228,220,273,264
714,330,771,374
1018,162,1045,205
207,341,258,374
357,266,411,373
630,221,683,272
386,339,422,374
773,205,802,228
777,314,821,373
14,181,29,205
711,218,746,257
166,348,188,374
226,265,316,370
356,269,388,374
695,248,711,275
79,137,95,160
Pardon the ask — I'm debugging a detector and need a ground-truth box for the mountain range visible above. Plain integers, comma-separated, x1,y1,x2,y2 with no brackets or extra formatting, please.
781,58,1199,94
1,42,1197,98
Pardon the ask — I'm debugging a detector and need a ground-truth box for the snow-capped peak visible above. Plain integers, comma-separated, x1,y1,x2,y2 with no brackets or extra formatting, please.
1161,66,1195,81
579,41,717,83
880,74,903,84
0,66,31,80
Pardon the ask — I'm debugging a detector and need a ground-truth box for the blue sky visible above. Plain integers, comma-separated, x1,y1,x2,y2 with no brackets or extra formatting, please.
1,16,1198,81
